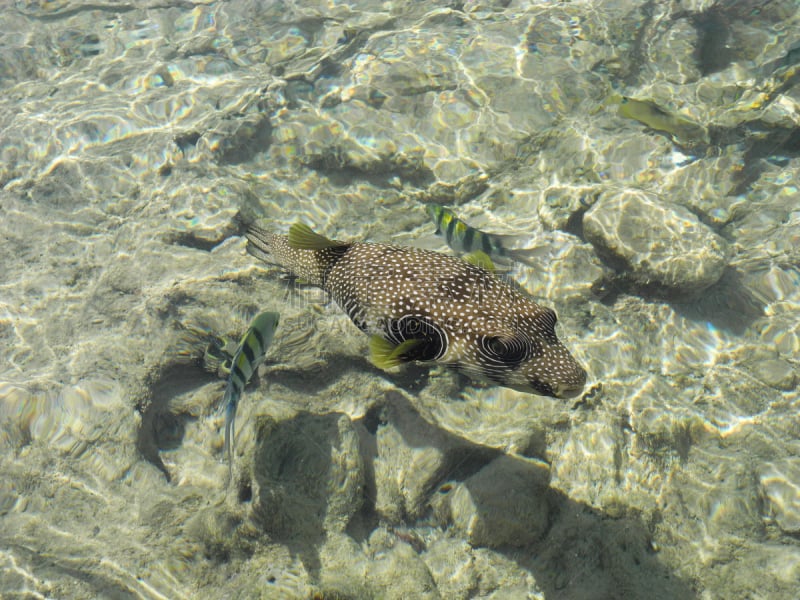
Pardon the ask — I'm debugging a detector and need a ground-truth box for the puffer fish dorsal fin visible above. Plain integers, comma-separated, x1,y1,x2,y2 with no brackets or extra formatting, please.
462,250,496,273
288,222,348,251
369,336,422,370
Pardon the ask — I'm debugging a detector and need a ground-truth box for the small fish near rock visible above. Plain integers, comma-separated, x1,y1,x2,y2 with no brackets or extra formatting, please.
426,204,545,267
246,221,586,398
220,311,280,479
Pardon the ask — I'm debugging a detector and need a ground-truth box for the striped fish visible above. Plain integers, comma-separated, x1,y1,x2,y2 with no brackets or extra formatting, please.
221,311,279,477
426,204,543,267
246,221,586,399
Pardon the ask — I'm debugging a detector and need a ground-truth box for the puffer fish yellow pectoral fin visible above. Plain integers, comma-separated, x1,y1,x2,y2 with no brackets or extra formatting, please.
288,222,348,250
462,250,496,273
369,336,422,370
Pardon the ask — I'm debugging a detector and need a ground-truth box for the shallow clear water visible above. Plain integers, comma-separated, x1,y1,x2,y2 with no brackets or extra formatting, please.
1,1,799,598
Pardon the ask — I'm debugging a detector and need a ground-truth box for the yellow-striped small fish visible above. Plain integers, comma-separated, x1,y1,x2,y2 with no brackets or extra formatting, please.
426,204,542,267
221,311,279,477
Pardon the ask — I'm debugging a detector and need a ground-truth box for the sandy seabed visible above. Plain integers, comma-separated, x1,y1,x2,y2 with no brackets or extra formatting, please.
1,1,800,598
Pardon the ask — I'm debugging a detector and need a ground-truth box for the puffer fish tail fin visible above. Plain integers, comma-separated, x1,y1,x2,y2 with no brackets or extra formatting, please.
246,221,279,263
369,336,422,370
246,241,272,265
288,222,348,251
247,222,348,287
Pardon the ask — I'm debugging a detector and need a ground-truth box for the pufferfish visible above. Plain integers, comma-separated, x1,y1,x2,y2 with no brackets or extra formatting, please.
246,221,587,398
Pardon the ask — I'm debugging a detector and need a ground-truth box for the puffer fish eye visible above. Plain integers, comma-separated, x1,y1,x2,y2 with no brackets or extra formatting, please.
479,334,531,366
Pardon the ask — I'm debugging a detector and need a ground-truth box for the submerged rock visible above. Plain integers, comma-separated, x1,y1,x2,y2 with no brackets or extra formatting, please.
758,458,800,534
316,531,439,599
250,412,364,539
747,356,797,391
424,538,543,599
372,395,499,523
537,183,600,231
364,529,439,599
433,454,550,548
583,188,730,293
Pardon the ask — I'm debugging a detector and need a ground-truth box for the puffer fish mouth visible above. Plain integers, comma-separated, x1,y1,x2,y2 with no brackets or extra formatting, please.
510,374,586,399
533,366,587,399
552,380,586,399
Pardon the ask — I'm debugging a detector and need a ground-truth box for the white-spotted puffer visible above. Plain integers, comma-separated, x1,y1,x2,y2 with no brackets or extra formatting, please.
246,222,587,398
